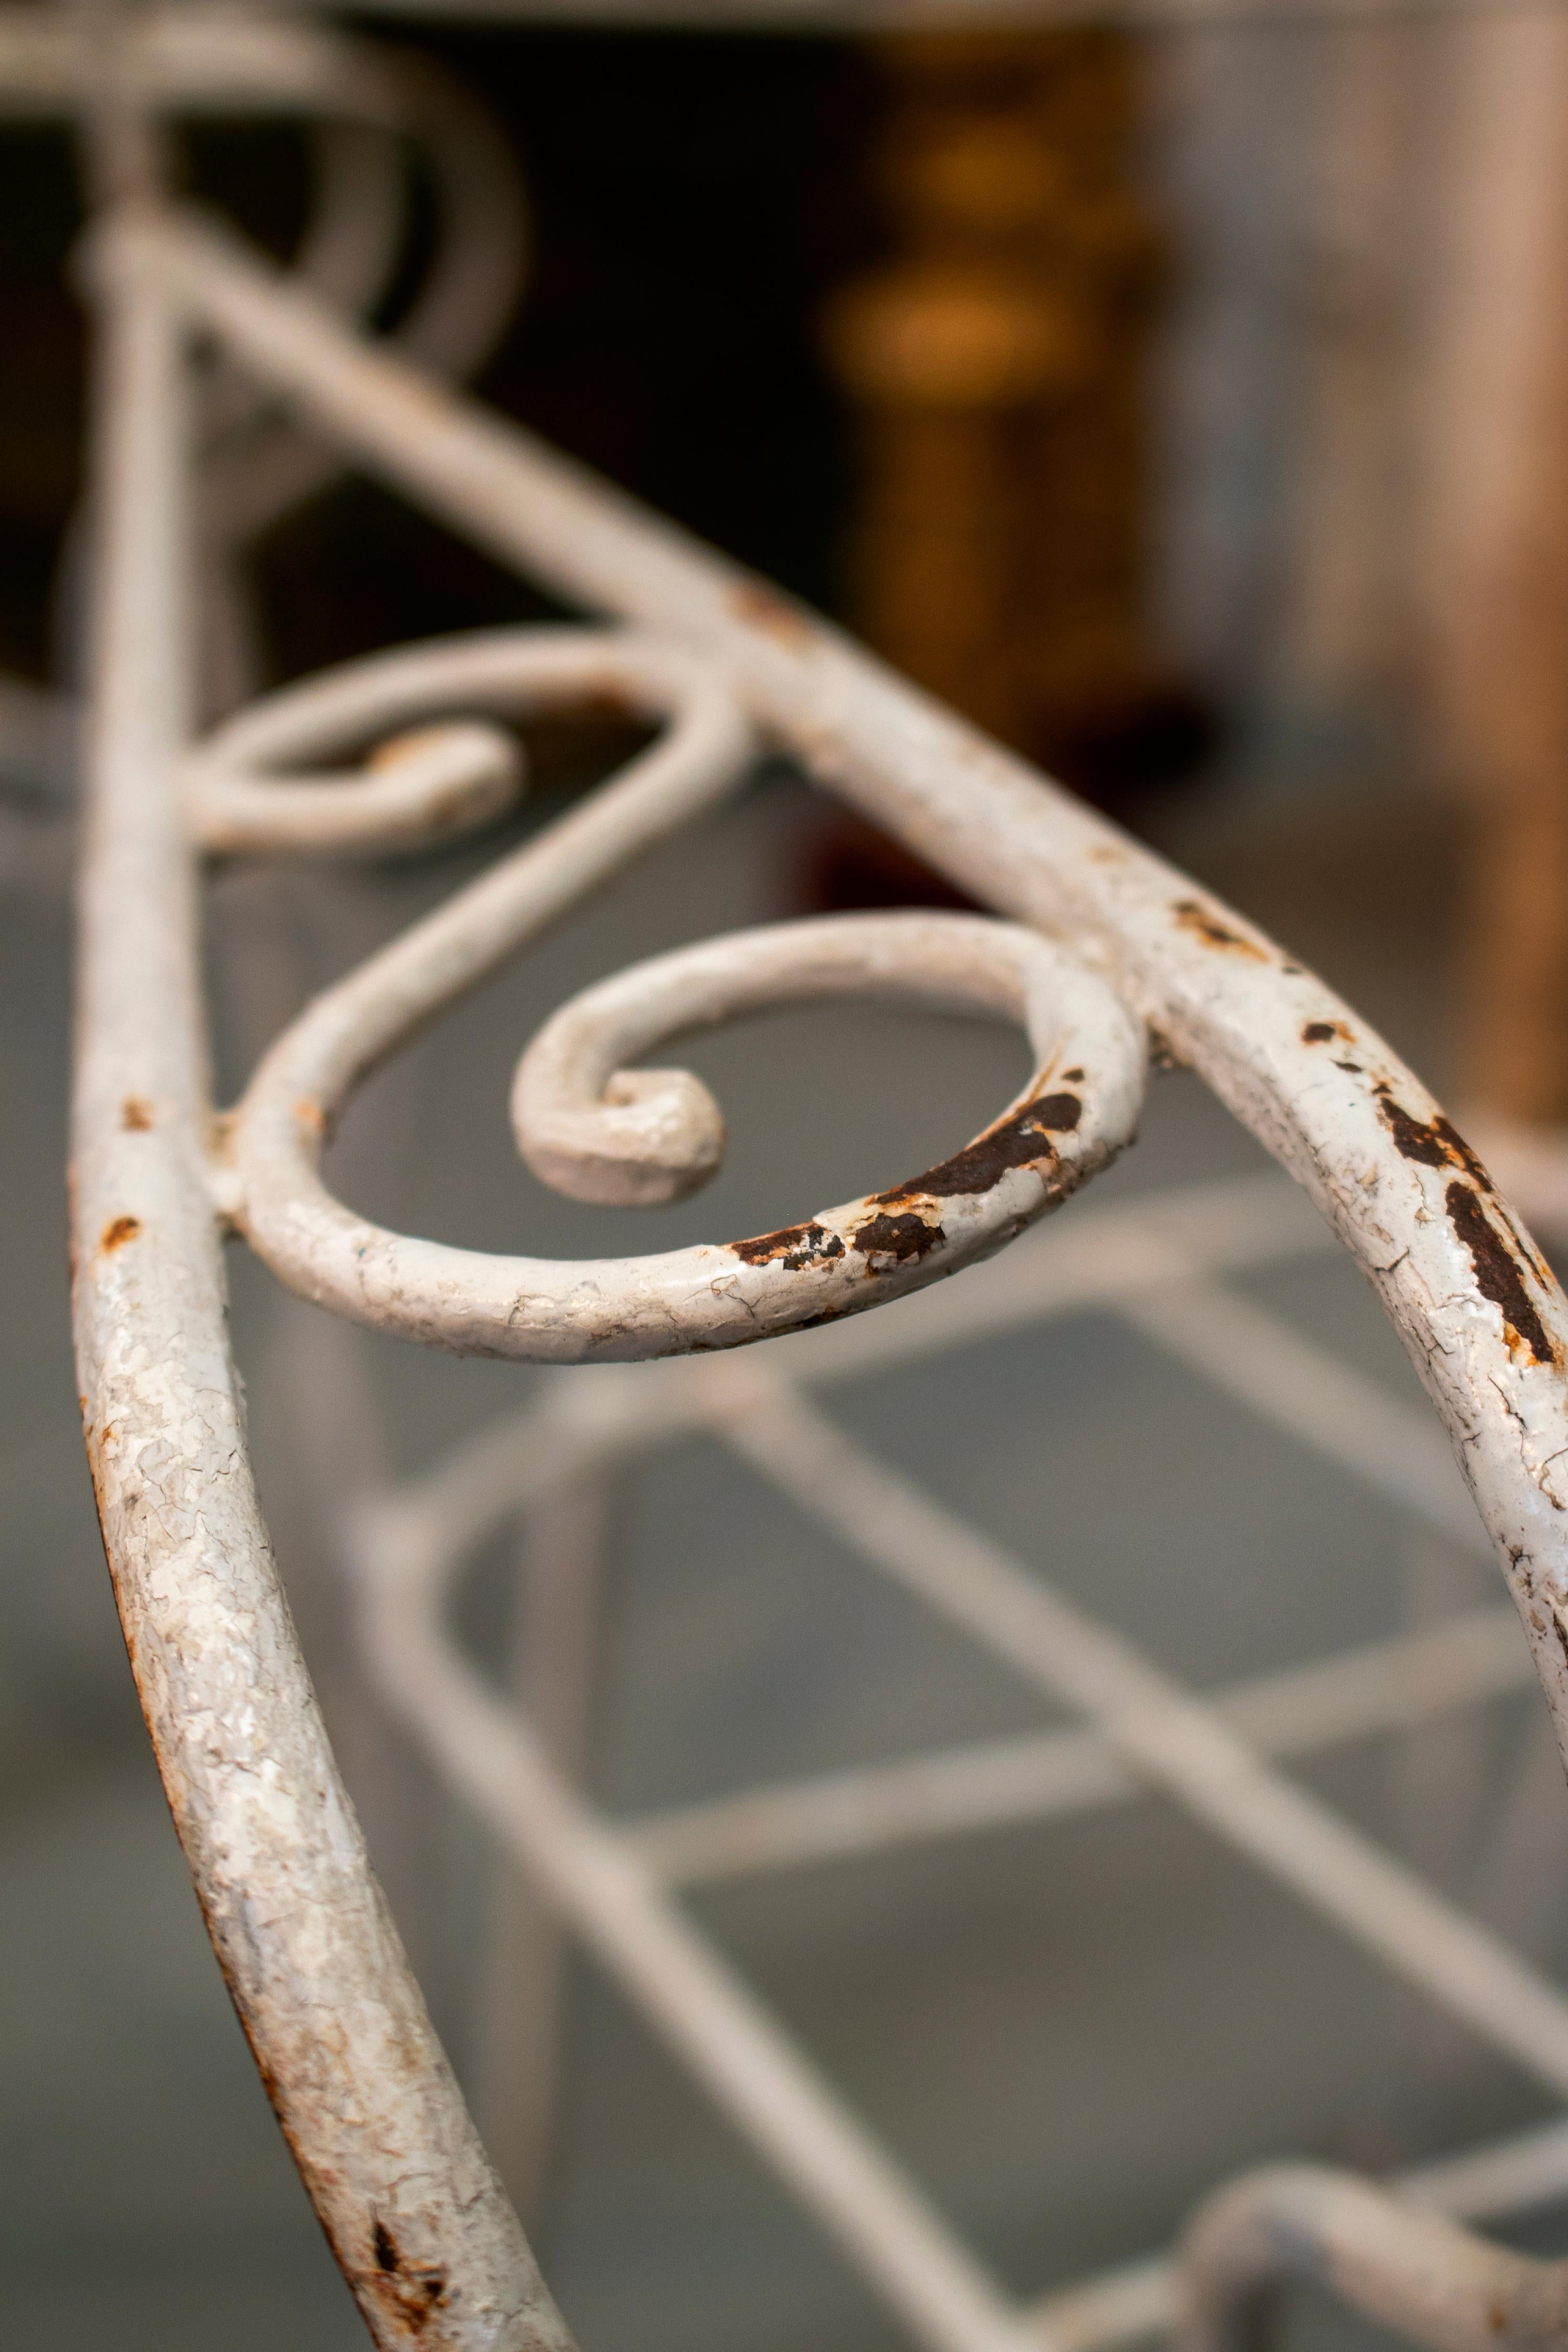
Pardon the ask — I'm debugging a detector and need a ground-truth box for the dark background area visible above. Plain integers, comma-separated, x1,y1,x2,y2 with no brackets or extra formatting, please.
0,32,882,681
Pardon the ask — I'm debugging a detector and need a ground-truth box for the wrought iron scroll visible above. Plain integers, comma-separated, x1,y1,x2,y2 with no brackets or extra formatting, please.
33,11,1568,2351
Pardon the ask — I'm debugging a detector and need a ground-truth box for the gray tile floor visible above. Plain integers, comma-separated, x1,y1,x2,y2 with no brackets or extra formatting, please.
5,759,1566,2349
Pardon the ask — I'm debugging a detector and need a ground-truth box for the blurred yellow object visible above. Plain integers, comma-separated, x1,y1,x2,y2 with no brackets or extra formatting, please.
822,31,1174,783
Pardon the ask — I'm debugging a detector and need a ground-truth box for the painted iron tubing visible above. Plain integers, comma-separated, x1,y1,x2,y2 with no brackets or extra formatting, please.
349,1342,1560,2352
1176,2164,1568,2352
1119,1275,1478,1547
131,201,1568,1793
230,892,1142,1355
337,1176,1415,1658
68,218,570,2352
354,1459,1048,2352
0,13,529,555
625,1602,1533,1885
719,1382,1568,2094
1034,2115,1568,2350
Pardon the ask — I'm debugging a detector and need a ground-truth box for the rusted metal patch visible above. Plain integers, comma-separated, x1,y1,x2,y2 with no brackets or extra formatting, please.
731,1220,846,1272
850,1208,945,1266
99,1214,141,1252
120,1093,153,1130
871,1091,1079,1208
1172,898,1267,960
1301,1020,1353,1046
724,1071,1092,1291
732,1208,951,1275
1375,1082,1492,1187
370,2218,451,2332
1445,1180,1558,1368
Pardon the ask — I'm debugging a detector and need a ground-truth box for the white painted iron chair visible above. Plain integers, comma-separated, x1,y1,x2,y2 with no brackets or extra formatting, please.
8,8,1568,2347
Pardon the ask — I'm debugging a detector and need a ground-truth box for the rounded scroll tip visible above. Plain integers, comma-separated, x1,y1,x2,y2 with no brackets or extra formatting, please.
515,1067,726,1208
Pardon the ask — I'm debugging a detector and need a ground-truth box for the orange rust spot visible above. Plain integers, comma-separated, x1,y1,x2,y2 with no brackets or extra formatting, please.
730,580,815,650
121,1095,153,1132
294,1097,327,1139
1173,898,1267,960
99,1215,141,1253
1301,1020,1352,1046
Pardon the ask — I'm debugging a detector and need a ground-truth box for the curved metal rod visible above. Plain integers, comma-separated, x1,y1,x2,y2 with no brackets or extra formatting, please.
293,118,405,315
371,51,528,389
0,10,528,543
1176,2163,1568,2352
215,628,1143,1351
510,911,1140,1211
56,33,1568,2352
138,197,1568,1780
199,41,528,548
351,1406,1047,2352
187,704,523,854
191,116,407,458
73,218,573,2352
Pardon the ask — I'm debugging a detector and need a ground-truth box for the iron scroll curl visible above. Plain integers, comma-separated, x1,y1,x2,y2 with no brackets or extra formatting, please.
203,624,1148,1361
